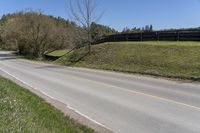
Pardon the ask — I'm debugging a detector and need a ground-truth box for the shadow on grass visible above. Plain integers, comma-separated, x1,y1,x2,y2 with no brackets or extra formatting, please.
67,52,90,66
35,52,89,70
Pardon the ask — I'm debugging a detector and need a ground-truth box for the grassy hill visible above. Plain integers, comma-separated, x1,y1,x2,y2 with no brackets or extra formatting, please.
55,41,200,81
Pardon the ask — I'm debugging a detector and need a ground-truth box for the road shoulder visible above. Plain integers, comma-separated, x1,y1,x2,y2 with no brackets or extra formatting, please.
0,69,114,133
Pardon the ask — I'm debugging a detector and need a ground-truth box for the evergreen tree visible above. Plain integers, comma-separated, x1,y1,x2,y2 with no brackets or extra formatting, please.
149,25,153,31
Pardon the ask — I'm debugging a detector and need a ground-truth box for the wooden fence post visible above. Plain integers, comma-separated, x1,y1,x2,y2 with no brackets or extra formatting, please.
177,31,180,41
157,31,160,41
126,34,128,41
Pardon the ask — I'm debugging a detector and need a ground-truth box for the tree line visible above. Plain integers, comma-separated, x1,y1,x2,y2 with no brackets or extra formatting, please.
0,10,116,58
122,25,153,34
0,11,80,58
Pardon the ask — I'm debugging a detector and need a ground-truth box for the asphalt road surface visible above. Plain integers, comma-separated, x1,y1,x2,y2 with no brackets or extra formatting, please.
0,50,200,133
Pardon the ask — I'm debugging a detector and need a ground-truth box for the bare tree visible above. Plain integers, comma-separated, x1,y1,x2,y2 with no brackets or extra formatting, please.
1,10,75,58
67,0,102,54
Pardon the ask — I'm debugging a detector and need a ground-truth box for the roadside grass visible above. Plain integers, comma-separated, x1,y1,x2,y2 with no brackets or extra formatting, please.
46,49,70,57
55,41,200,81
0,76,95,133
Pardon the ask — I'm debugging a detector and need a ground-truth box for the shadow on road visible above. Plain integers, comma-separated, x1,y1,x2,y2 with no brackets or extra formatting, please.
35,65,63,69
67,52,89,66
0,53,17,61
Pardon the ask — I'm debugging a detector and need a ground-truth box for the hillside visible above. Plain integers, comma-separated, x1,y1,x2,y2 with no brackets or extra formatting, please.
56,41,200,81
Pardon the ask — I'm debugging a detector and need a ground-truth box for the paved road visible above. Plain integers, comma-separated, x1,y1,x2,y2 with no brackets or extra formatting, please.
0,50,200,133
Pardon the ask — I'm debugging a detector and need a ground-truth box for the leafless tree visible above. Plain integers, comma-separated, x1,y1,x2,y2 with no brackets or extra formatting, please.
1,10,75,58
67,0,102,53
1,10,83,58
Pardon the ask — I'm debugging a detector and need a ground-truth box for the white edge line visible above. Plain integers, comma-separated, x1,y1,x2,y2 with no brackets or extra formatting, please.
0,67,116,133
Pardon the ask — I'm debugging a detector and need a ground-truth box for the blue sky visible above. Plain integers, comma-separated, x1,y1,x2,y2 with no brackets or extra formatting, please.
0,0,200,31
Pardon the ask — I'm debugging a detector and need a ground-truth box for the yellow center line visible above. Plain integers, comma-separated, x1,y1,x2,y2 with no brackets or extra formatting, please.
67,72,200,111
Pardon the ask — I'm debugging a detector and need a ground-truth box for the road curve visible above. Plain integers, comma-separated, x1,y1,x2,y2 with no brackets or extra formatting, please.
0,50,200,133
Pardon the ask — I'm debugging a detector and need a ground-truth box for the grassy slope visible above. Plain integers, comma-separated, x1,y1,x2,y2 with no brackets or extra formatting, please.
0,76,95,133
46,50,70,57
56,41,200,81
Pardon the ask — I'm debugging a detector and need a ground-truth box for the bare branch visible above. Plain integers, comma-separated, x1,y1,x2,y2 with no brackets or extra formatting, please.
66,0,103,53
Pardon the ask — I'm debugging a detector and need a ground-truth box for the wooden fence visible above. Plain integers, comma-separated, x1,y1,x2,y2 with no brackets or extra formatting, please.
95,30,200,43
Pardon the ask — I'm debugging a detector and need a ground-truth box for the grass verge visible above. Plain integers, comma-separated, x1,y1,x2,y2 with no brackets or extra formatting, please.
55,41,200,81
0,76,95,133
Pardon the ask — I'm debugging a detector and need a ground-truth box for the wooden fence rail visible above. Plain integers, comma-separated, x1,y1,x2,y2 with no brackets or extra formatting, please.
95,30,200,44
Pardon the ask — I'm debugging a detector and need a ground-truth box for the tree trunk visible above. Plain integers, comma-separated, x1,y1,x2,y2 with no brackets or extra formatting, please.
88,41,91,54
88,28,92,54
38,50,43,60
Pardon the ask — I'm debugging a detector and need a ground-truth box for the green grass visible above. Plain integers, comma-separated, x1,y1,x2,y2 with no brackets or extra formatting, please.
46,50,70,57
56,41,200,81
0,76,95,133
107,41,200,46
